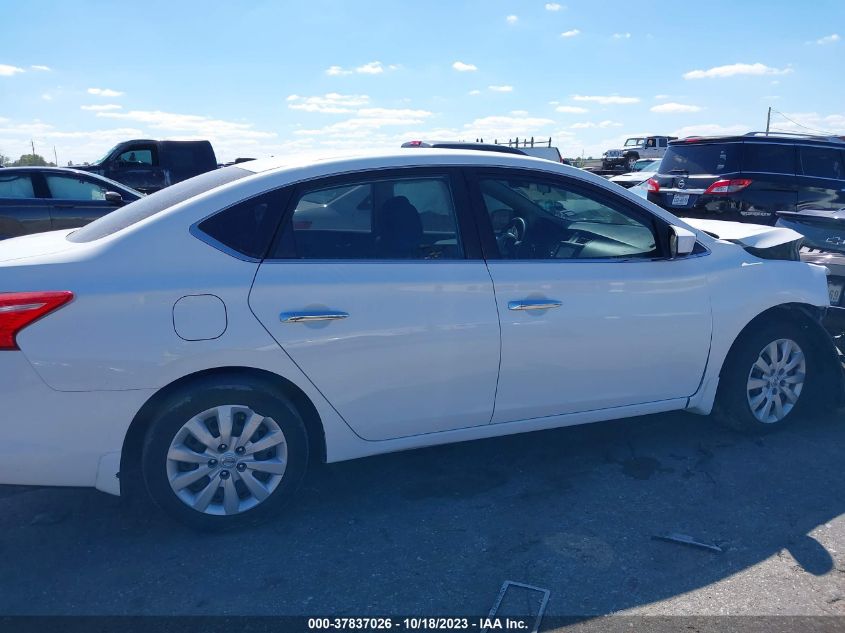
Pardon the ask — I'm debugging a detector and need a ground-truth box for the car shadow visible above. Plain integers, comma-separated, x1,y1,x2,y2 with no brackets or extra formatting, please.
0,411,843,616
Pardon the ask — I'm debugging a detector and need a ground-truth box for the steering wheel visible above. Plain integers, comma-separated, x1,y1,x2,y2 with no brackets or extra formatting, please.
497,216,528,258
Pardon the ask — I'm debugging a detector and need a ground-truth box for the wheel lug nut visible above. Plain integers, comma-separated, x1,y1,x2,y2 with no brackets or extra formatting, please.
208,459,218,467
235,446,245,455
218,444,228,452
237,463,246,472
220,470,230,479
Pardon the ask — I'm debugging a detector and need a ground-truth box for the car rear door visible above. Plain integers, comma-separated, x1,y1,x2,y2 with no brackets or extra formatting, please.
796,144,845,212
469,168,712,423
248,168,501,441
42,173,123,230
0,170,52,238
737,141,798,223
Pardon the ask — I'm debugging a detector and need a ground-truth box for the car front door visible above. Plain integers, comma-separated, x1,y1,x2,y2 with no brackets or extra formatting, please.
468,169,713,423
43,173,124,230
248,168,501,441
0,171,52,238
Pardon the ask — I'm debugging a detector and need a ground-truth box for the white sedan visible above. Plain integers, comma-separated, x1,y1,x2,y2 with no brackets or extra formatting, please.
0,150,839,528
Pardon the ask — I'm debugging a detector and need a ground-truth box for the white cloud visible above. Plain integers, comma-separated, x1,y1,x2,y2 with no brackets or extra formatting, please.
654,94,670,100
812,33,840,45
41,93,52,101
571,120,622,129
325,65,352,76
672,123,749,137
572,94,639,105
545,3,563,10
463,115,556,138
452,61,478,72
612,33,631,39
287,93,370,113
0,64,25,76
510,110,528,116
560,29,580,38
682,62,793,80
31,65,51,71
468,89,481,95
325,61,395,76
97,109,277,140
87,87,124,97
489,85,514,92
80,104,124,112
650,102,702,113
357,107,432,119
356,61,384,75
555,105,588,114
506,14,518,24
766,111,845,135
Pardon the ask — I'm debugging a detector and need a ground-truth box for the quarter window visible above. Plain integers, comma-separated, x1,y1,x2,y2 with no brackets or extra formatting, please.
273,176,464,260
196,191,287,259
478,177,659,260
799,146,844,180
742,143,795,175
0,174,35,198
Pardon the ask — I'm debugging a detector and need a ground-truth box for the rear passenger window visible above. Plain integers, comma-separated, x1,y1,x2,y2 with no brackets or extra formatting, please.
273,176,464,260
0,174,35,198
800,146,844,180
742,143,795,175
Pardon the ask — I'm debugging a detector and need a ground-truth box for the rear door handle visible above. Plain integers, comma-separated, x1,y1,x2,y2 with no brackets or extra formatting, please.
507,300,562,311
280,310,349,323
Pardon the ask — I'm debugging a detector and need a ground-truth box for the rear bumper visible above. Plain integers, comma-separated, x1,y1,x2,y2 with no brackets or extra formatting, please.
0,353,154,494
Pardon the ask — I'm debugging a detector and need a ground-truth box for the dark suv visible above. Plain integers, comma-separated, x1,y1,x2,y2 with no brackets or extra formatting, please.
646,133,845,225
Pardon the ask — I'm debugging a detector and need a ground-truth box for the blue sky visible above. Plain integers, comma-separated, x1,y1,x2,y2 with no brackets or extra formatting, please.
1,0,843,163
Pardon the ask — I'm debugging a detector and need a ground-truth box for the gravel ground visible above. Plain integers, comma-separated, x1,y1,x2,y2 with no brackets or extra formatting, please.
0,410,843,621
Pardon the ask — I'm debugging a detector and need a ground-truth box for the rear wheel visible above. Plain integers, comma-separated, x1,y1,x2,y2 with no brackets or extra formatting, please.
625,154,638,171
715,322,821,433
141,376,309,529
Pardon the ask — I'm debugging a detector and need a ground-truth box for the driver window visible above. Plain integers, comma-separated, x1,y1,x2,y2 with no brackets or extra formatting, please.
116,148,155,166
479,177,660,260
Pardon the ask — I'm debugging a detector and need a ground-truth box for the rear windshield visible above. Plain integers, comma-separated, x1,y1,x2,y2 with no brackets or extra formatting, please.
68,166,250,243
658,143,740,175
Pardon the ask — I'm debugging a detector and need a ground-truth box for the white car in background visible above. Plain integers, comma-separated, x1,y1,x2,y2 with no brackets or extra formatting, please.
0,150,839,528
609,158,661,188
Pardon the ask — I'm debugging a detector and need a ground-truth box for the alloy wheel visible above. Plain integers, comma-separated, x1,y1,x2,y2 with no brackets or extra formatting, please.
745,338,806,424
166,405,288,515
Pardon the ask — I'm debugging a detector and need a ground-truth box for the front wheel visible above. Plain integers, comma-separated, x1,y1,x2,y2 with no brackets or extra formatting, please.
141,376,309,529
715,322,821,433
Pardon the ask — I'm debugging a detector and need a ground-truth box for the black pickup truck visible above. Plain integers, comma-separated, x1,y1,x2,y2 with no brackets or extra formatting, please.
74,139,218,194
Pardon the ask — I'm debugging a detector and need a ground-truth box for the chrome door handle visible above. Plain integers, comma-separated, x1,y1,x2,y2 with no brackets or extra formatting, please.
507,300,562,311
280,311,349,323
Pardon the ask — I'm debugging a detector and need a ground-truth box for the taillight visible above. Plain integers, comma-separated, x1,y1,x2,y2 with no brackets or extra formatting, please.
703,179,752,195
406,140,423,147
646,178,660,193
0,291,74,350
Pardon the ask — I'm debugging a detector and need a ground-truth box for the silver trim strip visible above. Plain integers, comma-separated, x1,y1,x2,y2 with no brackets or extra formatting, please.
508,299,562,311
280,311,350,323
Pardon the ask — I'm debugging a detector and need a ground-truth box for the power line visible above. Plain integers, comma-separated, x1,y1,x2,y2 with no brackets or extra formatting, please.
771,110,836,136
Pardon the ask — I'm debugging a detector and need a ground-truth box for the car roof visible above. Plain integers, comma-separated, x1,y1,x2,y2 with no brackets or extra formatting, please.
238,148,573,180
669,133,845,147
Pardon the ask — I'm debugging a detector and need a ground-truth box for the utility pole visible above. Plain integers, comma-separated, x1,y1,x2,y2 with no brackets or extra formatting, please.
765,107,771,136
30,139,35,155
53,146,58,166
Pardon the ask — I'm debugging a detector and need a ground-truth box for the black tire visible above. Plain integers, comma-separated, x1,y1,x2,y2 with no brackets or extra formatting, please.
625,154,638,171
715,320,824,433
141,374,309,530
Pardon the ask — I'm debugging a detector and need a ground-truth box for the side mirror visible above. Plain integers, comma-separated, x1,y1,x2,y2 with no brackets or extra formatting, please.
669,225,696,258
104,191,124,205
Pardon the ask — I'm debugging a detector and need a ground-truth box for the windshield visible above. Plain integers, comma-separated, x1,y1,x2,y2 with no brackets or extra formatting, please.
624,138,644,147
93,144,119,166
68,166,250,242
658,143,741,175
633,159,658,172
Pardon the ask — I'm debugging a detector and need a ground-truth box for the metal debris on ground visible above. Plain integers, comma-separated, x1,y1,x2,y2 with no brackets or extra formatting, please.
652,532,723,553
484,580,550,633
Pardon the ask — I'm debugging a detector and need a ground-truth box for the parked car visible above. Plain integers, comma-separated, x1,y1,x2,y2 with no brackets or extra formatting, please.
602,136,676,171
74,139,218,194
0,167,141,239
609,158,661,188
646,133,845,226
0,150,840,528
